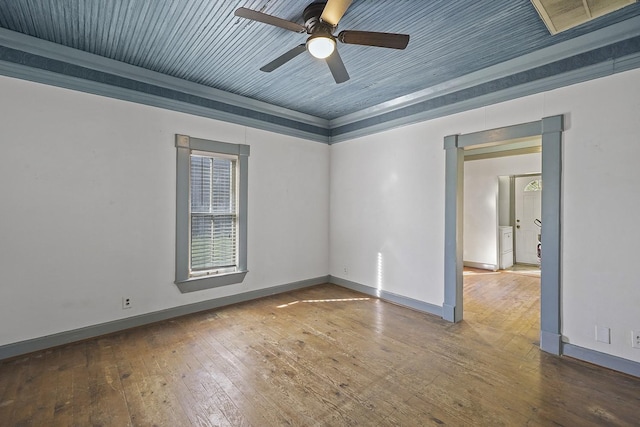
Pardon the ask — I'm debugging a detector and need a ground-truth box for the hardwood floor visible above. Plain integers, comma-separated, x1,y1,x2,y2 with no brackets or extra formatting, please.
1,273,639,426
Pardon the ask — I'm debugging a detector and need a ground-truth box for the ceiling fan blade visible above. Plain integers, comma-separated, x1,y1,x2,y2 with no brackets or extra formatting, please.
320,0,353,26
235,7,305,33
338,31,410,49
260,44,307,72
325,49,350,84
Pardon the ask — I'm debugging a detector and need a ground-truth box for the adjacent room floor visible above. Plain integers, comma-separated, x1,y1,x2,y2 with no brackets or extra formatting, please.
1,273,639,426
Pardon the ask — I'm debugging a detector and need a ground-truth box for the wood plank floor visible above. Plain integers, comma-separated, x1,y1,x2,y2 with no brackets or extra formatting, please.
1,272,639,426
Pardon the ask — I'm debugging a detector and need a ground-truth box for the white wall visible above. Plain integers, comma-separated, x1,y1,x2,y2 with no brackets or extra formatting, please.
330,94,547,306
3,65,640,366
0,76,329,346
329,124,446,304
545,70,640,363
331,67,640,364
464,154,540,267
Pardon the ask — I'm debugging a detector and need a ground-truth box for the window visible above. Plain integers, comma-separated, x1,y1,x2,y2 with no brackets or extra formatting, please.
175,135,249,293
190,154,237,275
524,179,542,192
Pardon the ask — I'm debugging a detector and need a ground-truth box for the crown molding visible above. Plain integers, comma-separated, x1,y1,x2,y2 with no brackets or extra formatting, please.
329,15,640,130
1,16,640,144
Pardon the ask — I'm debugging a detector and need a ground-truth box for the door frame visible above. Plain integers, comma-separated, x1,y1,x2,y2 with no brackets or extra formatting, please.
443,115,563,355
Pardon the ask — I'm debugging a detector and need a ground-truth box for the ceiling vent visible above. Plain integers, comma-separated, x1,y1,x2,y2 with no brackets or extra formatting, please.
531,0,637,34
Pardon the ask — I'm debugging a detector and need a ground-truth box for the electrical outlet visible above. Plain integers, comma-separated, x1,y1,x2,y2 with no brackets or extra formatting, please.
343,266,348,276
632,331,640,349
122,297,132,309
595,326,610,344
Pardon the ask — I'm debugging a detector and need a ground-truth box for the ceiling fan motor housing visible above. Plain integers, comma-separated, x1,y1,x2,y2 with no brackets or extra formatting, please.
304,2,335,35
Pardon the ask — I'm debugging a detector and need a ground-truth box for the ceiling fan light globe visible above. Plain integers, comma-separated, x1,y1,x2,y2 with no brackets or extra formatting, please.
307,36,336,59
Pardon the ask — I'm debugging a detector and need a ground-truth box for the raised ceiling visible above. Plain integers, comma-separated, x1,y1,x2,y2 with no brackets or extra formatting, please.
1,0,639,142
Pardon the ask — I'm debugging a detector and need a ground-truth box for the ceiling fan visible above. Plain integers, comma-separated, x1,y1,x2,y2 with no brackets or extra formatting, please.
234,0,410,84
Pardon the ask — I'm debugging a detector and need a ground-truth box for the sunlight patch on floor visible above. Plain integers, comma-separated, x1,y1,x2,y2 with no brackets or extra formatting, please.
277,297,370,308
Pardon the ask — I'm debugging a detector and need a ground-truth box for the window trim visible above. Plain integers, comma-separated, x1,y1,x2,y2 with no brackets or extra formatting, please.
175,134,249,293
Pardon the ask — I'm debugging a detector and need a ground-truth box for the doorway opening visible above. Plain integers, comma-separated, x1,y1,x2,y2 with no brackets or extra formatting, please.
462,148,542,337
462,151,541,273
443,116,564,355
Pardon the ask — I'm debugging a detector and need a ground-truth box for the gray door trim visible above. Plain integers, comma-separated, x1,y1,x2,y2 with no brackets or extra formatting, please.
443,135,464,323
443,115,563,355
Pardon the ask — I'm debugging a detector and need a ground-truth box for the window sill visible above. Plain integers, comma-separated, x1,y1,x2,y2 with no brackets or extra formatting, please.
175,270,248,293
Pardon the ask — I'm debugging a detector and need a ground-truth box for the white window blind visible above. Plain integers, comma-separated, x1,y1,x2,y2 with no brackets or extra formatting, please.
190,154,237,274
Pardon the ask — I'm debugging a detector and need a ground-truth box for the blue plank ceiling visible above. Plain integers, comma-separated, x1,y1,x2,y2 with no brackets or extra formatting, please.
1,0,640,142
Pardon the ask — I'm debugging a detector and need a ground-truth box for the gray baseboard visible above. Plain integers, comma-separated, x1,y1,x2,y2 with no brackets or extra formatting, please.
562,343,640,378
0,276,329,361
4,274,638,380
329,275,443,317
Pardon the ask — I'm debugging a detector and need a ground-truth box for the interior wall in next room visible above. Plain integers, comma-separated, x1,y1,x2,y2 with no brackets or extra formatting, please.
464,153,541,269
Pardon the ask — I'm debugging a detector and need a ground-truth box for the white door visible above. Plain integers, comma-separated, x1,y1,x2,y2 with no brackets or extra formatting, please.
515,175,541,264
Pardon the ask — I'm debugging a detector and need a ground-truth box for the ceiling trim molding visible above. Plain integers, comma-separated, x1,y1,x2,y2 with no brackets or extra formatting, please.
0,28,328,127
1,18,640,145
329,42,640,143
0,58,329,143
0,28,331,143
329,15,640,129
